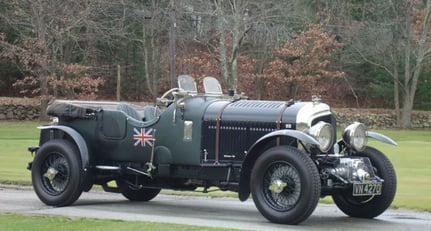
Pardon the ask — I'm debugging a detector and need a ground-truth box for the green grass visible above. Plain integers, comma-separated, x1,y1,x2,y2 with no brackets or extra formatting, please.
0,214,235,231
1,121,430,211
0,121,42,185
369,130,431,211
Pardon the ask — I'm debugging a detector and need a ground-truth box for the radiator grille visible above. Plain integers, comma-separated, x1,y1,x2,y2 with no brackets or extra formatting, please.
202,120,277,163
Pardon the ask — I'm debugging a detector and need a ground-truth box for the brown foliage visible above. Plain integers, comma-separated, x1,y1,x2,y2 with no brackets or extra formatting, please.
177,24,344,101
0,35,104,101
13,69,104,101
177,47,257,96
262,24,344,100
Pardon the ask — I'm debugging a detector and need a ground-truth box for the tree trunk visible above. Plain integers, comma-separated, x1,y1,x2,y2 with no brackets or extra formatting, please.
399,0,431,128
150,22,158,99
255,75,264,100
142,2,160,101
39,74,49,121
116,64,121,101
32,3,49,120
393,74,400,126
231,57,238,91
215,1,230,88
401,2,412,129
143,21,152,98
400,93,413,128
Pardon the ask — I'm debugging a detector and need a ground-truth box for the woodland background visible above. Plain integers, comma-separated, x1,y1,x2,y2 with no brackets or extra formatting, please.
1,0,431,128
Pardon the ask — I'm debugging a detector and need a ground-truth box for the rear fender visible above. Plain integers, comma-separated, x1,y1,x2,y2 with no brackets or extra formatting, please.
238,130,319,201
38,125,90,171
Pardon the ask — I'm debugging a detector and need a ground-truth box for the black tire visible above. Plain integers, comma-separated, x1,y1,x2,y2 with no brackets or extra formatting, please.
250,146,321,225
31,139,84,206
117,180,161,201
332,146,397,218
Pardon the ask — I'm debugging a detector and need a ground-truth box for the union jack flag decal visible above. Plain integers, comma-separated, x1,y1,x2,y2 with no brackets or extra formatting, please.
133,127,154,147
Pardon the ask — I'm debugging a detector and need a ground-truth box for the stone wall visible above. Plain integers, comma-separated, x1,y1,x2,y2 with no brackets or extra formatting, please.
0,104,40,120
333,109,431,129
1,103,430,129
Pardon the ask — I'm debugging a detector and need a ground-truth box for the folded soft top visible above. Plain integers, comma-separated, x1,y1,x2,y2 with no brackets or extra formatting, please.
47,101,103,118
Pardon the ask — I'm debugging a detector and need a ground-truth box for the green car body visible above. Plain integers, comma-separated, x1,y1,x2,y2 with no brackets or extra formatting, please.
28,75,398,225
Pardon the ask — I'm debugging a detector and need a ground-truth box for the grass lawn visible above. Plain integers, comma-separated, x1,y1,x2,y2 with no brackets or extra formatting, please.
0,121,42,185
0,121,430,211
368,130,431,211
0,214,232,231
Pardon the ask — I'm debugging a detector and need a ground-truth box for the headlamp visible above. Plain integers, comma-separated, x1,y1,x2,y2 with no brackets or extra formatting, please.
343,122,367,152
307,121,334,152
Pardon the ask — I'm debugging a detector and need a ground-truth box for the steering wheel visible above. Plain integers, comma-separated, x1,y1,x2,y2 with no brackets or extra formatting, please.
157,88,179,106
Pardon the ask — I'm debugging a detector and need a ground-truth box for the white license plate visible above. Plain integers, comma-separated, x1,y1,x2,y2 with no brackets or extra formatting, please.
353,182,382,196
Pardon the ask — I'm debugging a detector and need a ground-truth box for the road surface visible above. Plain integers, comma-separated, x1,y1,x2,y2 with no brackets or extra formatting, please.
1,184,430,230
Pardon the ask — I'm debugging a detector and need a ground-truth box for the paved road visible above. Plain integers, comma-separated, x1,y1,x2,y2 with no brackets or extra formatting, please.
1,184,430,231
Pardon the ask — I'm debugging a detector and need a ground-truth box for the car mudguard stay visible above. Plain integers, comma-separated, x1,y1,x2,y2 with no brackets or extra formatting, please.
238,129,320,201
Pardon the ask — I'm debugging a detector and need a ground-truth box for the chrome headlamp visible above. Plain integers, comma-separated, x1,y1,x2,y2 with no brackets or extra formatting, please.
343,122,367,152
307,121,334,152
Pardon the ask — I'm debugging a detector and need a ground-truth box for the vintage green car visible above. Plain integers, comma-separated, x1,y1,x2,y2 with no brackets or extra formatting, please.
28,75,397,225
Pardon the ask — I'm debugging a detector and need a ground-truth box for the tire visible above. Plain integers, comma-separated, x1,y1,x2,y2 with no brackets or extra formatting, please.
332,146,397,218
31,139,84,206
250,146,321,225
117,180,161,202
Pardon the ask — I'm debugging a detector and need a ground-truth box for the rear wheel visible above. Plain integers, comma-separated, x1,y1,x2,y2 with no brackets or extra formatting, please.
332,147,397,218
31,139,83,206
250,146,320,225
117,180,160,201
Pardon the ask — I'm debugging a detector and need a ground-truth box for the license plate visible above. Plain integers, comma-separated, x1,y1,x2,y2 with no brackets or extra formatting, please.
353,182,382,196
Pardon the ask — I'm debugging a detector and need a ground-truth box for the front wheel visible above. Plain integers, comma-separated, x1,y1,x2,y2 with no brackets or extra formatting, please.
332,146,397,218
250,146,321,225
31,139,84,206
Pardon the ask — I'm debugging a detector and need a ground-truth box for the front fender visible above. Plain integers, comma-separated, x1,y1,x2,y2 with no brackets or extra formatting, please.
238,129,319,201
38,125,90,171
366,131,397,146
250,130,320,151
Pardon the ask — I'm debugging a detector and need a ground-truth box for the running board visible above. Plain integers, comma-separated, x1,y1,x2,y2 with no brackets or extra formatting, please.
95,165,121,171
95,165,152,177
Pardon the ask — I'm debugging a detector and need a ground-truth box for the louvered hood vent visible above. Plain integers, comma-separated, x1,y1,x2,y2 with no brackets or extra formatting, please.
203,100,297,123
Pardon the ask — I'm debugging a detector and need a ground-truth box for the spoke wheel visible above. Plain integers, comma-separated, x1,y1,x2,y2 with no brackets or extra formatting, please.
251,146,320,225
263,161,301,211
32,139,83,206
332,147,396,218
40,153,71,196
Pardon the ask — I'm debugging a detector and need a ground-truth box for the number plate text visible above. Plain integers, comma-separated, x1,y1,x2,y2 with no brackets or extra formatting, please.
353,182,382,196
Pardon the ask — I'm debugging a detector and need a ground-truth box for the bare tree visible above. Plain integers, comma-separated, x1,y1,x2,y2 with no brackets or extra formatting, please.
139,1,169,100
0,0,130,119
320,0,431,128
213,0,311,92
347,0,431,128
400,0,431,128
177,0,308,92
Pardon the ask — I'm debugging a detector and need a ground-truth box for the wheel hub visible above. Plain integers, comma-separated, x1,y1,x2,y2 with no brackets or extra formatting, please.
268,179,287,194
43,167,59,181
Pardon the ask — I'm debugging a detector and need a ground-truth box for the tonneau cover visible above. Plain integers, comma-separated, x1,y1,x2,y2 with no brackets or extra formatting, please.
47,101,102,118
